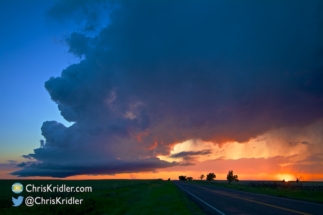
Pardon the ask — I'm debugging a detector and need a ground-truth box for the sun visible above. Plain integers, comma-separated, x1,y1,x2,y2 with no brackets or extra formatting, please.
276,173,294,182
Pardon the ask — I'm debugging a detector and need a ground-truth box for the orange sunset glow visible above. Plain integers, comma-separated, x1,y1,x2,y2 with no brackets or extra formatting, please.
4,121,323,181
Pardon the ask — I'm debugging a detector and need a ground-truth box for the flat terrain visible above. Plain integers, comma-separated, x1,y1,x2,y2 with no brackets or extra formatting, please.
191,180,323,204
175,181,323,215
0,179,205,215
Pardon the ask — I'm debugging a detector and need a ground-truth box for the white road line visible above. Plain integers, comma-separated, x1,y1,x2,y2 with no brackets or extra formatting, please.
196,183,323,206
176,183,226,215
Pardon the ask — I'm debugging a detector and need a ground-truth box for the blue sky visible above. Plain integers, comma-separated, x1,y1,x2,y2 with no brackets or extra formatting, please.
0,0,76,162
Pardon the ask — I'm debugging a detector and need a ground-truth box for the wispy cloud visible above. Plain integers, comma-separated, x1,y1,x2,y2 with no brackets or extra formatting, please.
288,141,310,146
7,160,17,164
169,150,212,159
22,155,34,160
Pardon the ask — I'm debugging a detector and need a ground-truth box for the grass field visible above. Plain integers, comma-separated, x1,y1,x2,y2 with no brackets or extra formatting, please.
191,180,323,204
0,179,205,215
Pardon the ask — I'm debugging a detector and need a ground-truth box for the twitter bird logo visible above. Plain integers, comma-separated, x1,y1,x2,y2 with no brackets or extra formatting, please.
12,196,24,207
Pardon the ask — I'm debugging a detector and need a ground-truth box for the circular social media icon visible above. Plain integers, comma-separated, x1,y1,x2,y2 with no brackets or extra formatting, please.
12,183,23,194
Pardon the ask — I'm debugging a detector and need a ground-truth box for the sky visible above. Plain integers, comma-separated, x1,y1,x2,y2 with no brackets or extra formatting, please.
1,0,323,181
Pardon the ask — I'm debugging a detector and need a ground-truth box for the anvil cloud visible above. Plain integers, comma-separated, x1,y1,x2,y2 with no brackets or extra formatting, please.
12,0,323,177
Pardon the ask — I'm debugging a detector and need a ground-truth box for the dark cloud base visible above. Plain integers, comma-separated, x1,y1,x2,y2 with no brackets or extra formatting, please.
11,158,176,178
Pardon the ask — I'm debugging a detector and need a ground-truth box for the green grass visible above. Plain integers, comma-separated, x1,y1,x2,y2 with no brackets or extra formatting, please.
191,180,323,204
0,180,205,215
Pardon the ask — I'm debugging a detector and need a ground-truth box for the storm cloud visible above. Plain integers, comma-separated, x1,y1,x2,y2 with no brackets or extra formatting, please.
170,150,212,159
13,0,323,177
12,158,176,178
289,141,310,146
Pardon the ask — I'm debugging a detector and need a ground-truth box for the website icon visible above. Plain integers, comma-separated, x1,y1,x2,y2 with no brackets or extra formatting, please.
12,183,23,194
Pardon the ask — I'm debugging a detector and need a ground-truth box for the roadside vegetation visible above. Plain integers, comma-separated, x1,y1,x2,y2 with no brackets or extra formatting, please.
176,170,323,204
0,179,205,215
191,180,323,204
226,170,239,183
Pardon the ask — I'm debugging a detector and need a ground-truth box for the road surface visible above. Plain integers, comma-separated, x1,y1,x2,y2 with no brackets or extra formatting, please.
174,181,323,215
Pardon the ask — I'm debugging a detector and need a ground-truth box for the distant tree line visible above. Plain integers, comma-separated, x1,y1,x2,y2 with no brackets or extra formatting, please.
179,170,239,183
178,175,193,181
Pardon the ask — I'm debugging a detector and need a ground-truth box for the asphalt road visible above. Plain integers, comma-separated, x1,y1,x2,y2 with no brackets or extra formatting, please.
174,181,323,215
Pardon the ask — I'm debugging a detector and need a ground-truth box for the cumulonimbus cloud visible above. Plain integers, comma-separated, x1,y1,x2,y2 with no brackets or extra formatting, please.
12,0,323,177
